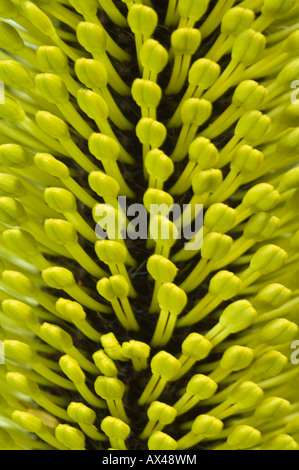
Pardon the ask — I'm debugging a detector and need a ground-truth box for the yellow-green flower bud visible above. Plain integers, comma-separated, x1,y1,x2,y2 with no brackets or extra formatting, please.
35,73,69,104
34,153,69,180
100,416,130,440
219,300,257,334
44,187,77,213
254,397,290,421
201,232,233,260
204,203,237,233
36,46,69,74
192,169,223,195
44,219,78,245
253,283,291,311
3,228,39,257
2,270,37,297
35,111,70,141
94,376,125,400
140,39,168,74
75,58,108,89
100,332,124,361
42,267,76,290
88,172,120,199
131,79,162,109
136,118,167,148
147,255,178,283
144,149,174,182
59,354,85,384
258,318,298,345
188,58,221,89
208,270,242,300
230,145,263,175
249,244,287,274
235,110,271,143
97,275,129,302
232,29,266,66
40,322,74,350
221,7,255,36
181,99,212,127
122,340,150,361
1,299,38,325
147,431,177,451
157,282,187,316
243,213,280,242
77,88,109,122
181,333,212,361
143,188,174,213
151,351,180,381
55,424,85,450
0,60,33,89
12,411,45,435
21,1,56,36
4,339,37,364
67,402,96,426
127,4,158,37
229,381,264,409
0,144,32,168
6,371,40,397
220,345,254,371
171,28,201,56
92,350,118,377
76,22,107,54
89,133,119,162
0,96,26,122
251,350,287,378
0,173,26,197
147,401,177,425
242,183,281,212
95,240,127,265
226,425,261,449
191,414,223,438
55,298,86,322
186,374,218,400
233,80,268,110
149,215,179,247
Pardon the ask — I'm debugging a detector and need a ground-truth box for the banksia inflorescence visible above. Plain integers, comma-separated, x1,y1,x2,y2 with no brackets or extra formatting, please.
1,0,299,452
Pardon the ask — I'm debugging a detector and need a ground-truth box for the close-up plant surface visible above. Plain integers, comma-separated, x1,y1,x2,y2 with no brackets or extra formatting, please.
1,0,299,451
